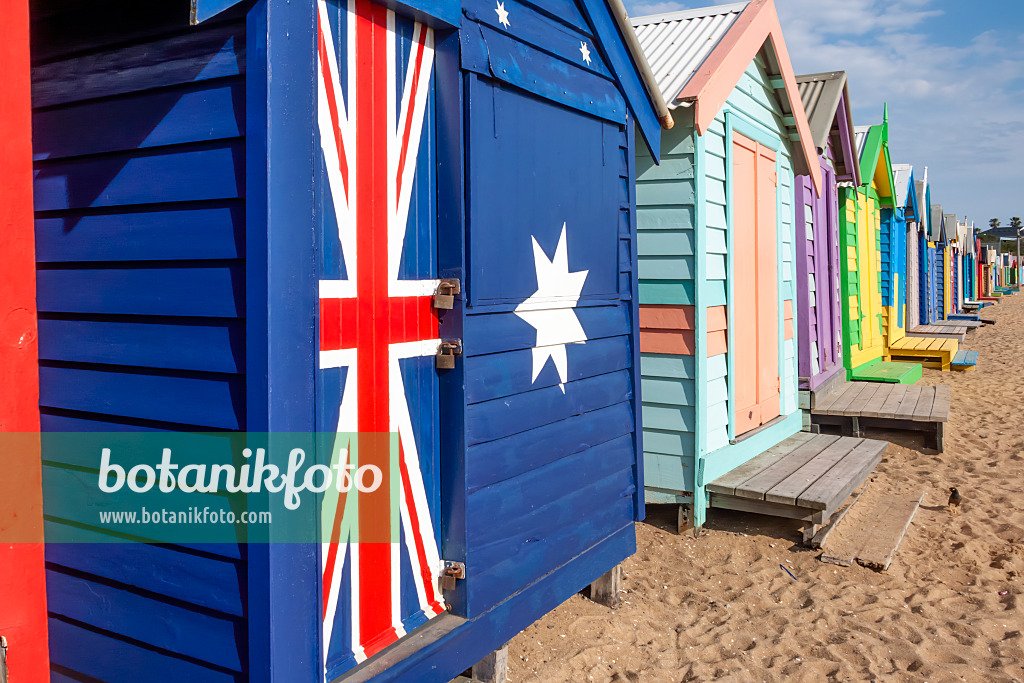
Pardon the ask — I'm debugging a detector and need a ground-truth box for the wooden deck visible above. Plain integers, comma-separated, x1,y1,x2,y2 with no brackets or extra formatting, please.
707,432,887,543
810,381,949,451
906,324,968,342
886,335,958,371
934,317,981,329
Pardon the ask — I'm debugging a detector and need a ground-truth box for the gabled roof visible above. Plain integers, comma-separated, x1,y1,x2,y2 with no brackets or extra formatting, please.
958,221,975,254
930,204,945,242
914,167,929,233
854,126,868,160
795,71,859,185
854,107,895,206
193,0,674,152
892,164,912,208
631,3,745,110
632,0,821,194
944,214,958,244
891,163,919,219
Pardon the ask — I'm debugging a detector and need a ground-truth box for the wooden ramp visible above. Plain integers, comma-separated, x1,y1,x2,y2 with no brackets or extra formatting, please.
810,381,949,451
906,324,968,342
706,432,887,544
886,336,958,371
821,492,923,571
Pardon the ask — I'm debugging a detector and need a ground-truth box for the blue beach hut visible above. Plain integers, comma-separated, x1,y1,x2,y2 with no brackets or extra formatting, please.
28,0,669,680
887,163,917,337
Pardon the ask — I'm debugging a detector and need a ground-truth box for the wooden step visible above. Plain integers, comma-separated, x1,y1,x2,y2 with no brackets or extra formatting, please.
933,318,981,329
810,381,948,451
850,360,922,384
906,325,967,342
888,336,958,372
707,433,887,543
951,349,978,372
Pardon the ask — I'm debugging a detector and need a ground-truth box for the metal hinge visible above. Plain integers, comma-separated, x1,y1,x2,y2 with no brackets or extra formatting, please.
440,561,466,592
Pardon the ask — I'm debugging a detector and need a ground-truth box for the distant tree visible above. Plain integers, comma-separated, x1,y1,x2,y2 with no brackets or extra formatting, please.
990,217,1002,230
1012,216,1022,231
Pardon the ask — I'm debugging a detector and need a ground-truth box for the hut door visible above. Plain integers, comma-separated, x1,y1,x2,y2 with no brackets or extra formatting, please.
906,223,919,329
315,0,447,676
819,167,839,373
855,195,882,360
732,133,779,436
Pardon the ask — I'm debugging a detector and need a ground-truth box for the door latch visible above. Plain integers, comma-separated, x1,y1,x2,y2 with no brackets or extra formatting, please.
435,339,462,370
440,561,466,591
433,278,461,310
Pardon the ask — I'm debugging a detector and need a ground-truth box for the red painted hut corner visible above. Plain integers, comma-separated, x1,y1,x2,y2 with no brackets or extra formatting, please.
0,1,50,681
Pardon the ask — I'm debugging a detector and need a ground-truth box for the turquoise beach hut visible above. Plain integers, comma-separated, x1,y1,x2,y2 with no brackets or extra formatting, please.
631,0,826,529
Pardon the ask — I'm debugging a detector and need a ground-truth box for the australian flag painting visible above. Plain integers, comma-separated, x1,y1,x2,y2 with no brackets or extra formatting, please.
315,0,446,677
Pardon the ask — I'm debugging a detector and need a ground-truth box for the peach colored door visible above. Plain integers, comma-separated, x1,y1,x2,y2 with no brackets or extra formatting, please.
732,134,759,434
731,132,779,436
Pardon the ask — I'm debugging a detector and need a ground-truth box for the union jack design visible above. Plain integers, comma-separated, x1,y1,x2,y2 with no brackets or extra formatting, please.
316,0,446,674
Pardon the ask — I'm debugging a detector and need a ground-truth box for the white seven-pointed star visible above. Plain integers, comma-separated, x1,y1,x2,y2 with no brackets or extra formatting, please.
580,41,591,65
495,1,510,28
515,224,589,393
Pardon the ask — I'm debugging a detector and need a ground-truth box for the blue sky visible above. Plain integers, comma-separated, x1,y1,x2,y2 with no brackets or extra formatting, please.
623,0,1024,228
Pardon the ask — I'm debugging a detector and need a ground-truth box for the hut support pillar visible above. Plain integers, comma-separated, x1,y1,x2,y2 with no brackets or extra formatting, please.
470,645,508,683
677,504,695,535
588,564,622,608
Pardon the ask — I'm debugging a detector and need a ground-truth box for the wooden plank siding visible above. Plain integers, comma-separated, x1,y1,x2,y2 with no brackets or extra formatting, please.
31,7,249,681
638,119,698,497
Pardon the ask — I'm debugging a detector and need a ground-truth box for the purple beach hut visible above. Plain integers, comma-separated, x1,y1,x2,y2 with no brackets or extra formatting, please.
792,71,861,407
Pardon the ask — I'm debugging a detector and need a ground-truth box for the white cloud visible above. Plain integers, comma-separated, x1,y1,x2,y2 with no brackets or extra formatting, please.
772,0,1024,221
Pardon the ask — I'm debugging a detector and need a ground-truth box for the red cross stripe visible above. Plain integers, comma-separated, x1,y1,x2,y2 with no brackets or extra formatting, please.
316,0,446,671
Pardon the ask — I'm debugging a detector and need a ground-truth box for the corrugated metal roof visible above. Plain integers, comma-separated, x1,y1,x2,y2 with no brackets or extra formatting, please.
631,2,748,106
854,126,870,161
891,163,912,208
794,71,845,151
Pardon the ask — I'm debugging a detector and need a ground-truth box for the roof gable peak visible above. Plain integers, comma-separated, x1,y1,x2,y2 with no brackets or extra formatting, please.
632,0,821,194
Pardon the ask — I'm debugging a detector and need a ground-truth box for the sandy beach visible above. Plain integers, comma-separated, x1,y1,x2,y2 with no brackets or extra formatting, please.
508,295,1024,682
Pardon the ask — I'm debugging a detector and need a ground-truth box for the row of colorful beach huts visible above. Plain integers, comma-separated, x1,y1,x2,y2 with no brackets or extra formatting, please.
0,0,1015,682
